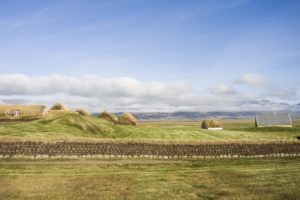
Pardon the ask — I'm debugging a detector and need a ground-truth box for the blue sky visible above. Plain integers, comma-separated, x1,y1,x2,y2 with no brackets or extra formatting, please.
0,0,299,111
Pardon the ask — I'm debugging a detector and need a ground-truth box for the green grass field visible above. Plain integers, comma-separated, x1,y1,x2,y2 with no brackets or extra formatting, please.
0,157,299,200
0,114,299,199
0,114,299,141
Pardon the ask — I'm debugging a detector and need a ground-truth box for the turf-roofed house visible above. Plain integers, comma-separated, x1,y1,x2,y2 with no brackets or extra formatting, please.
255,112,293,128
0,105,48,120
76,109,90,116
98,111,118,124
50,103,68,111
119,112,137,125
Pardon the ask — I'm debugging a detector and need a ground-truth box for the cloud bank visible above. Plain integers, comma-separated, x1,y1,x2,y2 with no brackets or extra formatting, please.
235,73,267,85
0,74,190,98
0,74,297,112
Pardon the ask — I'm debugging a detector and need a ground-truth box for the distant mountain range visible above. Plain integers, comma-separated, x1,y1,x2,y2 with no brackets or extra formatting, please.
123,102,300,120
93,102,300,121
123,110,300,121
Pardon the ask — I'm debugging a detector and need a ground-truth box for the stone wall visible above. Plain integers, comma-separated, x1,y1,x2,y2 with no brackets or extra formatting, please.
0,141,299,158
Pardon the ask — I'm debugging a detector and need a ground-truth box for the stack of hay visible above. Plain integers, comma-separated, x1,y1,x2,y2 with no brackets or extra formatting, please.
98,111,118,124
118,112,137,125
201,119,222,130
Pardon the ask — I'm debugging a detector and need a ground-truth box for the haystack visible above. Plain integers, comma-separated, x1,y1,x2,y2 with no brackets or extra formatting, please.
50,103,68,111
76,109,90,116
98,111,118,124
201,119,222,130
119,112,137,125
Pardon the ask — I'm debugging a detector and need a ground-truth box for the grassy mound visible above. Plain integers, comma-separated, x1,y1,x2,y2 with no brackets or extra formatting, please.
0,116,299,141
0,114,133,139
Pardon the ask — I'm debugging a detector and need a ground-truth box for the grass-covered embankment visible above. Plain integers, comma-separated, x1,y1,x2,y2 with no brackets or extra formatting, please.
0,114,299,141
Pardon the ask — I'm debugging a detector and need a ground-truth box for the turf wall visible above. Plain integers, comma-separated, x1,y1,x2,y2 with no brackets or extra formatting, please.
0,141,299,158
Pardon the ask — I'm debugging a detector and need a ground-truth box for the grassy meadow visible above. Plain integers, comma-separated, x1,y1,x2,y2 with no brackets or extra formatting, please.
0,113,299,141
0,114,299,200
0,157,299,200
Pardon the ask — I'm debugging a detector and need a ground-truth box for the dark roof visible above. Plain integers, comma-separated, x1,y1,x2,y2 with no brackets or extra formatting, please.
255,113,292,127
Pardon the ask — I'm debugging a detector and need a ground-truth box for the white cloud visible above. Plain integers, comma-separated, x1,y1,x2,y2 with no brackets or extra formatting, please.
0,74,297,112
0,74,190,98
235,73,267,85
0,74,192,111
210,84,237,95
